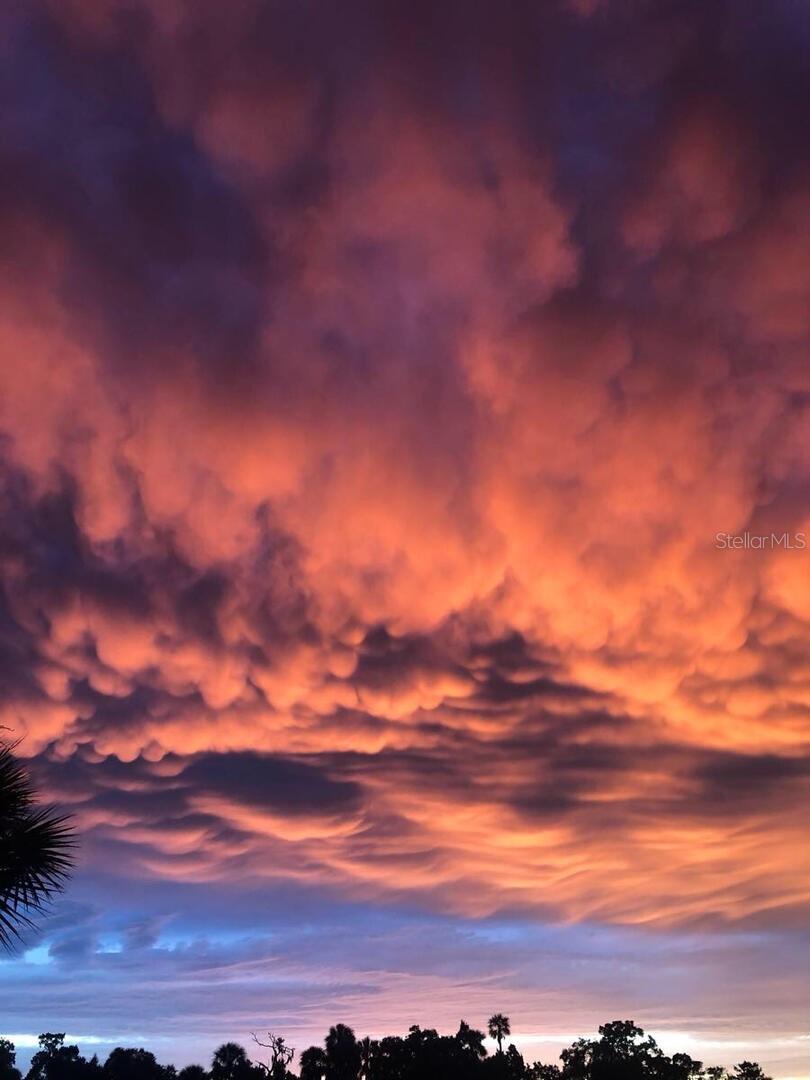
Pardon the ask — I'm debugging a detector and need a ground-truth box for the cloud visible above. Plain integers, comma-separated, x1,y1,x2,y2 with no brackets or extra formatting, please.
2,887,809,1077
1,0,810,1071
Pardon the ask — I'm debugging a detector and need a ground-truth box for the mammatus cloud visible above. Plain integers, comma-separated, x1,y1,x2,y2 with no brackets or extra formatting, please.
0,3,809,1055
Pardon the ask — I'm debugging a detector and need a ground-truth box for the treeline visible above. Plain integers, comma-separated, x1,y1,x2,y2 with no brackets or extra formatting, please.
0,1019,772,1080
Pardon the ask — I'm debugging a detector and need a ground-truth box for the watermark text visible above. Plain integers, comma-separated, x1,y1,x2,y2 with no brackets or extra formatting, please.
715,531,806,550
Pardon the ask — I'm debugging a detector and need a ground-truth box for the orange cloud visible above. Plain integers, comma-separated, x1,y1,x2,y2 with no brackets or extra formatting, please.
1,0,810,947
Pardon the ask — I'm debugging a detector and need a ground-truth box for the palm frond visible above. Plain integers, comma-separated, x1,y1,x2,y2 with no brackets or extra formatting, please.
0,744,75,948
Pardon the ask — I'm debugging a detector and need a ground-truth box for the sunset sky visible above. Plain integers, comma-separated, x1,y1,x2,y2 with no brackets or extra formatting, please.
1,0,809,1075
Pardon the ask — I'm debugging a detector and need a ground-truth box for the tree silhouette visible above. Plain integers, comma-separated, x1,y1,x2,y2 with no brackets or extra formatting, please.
25,1034,100,1080
488,1016,511,1056
210,1045,259,1080
666,1053,705,1080
298,1047,327,1080
0,1039,22,1080
251,1034,294,1080
0,743,74,948
324,1025,361,1080
556,1021,756,1080
496,1044,528,1080
0,1023,772,1080
358,1037,374,1080
103,1047,168,1080
457,1022,487,1060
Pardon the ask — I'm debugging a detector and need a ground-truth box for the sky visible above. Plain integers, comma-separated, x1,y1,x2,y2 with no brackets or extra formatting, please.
0,0,809,1075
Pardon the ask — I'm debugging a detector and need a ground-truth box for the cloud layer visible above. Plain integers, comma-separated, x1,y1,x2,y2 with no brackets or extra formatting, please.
0,0,809,1072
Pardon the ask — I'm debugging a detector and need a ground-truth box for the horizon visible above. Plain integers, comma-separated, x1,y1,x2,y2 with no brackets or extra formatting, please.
4,1017,808,1078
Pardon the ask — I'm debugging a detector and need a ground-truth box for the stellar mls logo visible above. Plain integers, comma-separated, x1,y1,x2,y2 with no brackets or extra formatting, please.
715,531,807,550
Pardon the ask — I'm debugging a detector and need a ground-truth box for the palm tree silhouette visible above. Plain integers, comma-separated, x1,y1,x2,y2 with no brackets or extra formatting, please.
488,1014,511,1055
211,1043,257,1080
324,1024,361,1080
0,743,74,948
